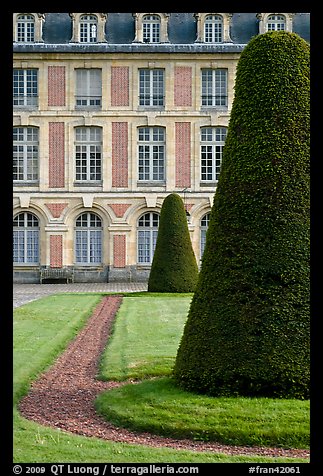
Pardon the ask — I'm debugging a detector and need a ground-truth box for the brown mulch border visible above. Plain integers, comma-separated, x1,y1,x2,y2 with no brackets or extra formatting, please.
18,295,310,459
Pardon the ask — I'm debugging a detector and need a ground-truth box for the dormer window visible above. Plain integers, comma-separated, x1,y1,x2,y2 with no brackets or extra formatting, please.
13,13,45,43
69,13,107,43
257,13,294,34
195,13,232,43
133,13,169,43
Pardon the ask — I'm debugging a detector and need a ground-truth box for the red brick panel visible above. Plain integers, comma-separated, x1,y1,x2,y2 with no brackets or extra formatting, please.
50,235,63,268
45,203,68,218
174,66,192,107
49,122,65,188
113,235,126,268
109,203,131,218
48,66,66,106
112,122,128,188
111,66,129,106
175,122,191,188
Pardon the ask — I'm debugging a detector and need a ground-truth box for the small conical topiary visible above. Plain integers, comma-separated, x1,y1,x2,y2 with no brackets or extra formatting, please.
173,32,310,399
148,193,199,293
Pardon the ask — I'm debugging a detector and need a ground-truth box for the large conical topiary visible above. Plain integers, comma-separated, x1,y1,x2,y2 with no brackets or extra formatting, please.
148,193,199,293
173,32,310,399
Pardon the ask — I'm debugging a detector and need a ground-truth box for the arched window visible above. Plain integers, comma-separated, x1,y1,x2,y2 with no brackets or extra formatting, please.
143,14,161,43
200,126,227,182
79,14,98,43
200,213,210,258
16,14,35,42
204,14,223,43
75,212,102,264
266,14,286,31
13,212,39,264
137,212,160,264
13,127,39,182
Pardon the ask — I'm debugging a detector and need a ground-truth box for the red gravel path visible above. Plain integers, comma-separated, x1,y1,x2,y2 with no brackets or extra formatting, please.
19,295,310,459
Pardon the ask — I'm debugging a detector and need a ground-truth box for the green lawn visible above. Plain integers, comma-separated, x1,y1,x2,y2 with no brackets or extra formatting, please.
13,293,309,463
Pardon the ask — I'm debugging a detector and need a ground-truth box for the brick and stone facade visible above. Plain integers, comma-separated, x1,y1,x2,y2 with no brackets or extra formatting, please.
13,12,310,282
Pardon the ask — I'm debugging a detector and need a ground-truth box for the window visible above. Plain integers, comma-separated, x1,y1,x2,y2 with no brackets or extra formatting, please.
75,127,102,183
13,69,38,108
75,212,102,264
137,212,160,264
80,14,98,43
69,13,107,43
143,14,161,43
75,69,102,108
204,14,223,42
13,13,45,43
256,13,293,34
200,213,210,258
16,14,35,42
266,14,286,31
13,212,39,264
194,13,232,43
133,13,169,43
13,127,39,183
139,69,165,107
138,127,165,182
201,69,228,107
200,127,227,182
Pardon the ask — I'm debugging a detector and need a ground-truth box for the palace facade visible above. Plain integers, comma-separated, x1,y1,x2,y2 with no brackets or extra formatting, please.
13,13,310,282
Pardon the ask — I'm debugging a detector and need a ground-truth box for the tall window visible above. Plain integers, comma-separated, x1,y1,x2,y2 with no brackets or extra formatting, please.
79,15,98,43
139,69,165,107
266,14,286,31
200,213,210,258
13,127,39,183
137,212,160,264
13,69,38,108
143,14,161,43
75,127,102,183
16,14,35,42
75,69,102,108
13,212,39,264
75,212,102,264
204,14,223,42
200,127,227,182
202,69,228,107
138,127,165,182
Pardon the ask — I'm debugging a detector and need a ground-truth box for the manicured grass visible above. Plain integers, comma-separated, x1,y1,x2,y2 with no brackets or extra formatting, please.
98,295,193,381
13,293,309,463
95,377,309,449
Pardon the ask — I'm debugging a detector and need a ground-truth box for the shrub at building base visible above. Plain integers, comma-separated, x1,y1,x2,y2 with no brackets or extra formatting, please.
173,32,310,399
148,193,199,293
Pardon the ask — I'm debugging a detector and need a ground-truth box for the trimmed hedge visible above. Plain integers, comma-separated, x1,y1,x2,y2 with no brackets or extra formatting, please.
173,32,310,398
148,193,199,293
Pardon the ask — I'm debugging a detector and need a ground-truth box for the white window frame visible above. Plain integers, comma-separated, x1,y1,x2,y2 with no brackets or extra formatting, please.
75,127,102,183
75,212,103,265
13,127,39,183
200,127,227,182
194,13,232,43
133,13,169,43
201,68,228,107
200,212,210,259
257,13,294,34
75,69,102,108
13,69,38,108
138,127,166,182
13,13,45,43
266,14,286,31
139,69,165,107
137,212,160,264
13,212,39,265
69,13,107,43
204,14,223,43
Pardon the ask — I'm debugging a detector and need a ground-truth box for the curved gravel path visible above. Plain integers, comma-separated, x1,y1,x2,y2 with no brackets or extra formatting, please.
19,295,310,459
